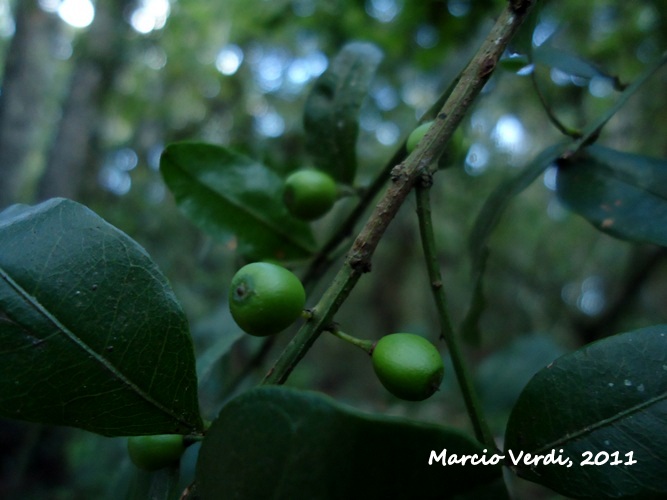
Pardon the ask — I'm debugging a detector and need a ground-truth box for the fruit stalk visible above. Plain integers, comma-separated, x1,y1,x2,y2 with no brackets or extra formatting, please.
263,0,539,386
328,327,375,354
414,179,497,451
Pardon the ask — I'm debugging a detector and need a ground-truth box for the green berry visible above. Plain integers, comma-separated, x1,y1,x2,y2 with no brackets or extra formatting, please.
127,434,185,471
371,333,444,401
229,262,306,336
283,169,338,221
406,121,433,154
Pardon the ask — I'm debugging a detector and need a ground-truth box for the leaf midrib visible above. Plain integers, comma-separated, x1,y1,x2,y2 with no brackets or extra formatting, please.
169,160,316,255
0,266,191,428
591,160,667,201
534,380,667,453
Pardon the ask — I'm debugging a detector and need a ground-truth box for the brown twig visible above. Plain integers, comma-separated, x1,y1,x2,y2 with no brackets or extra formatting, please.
263,0,540,386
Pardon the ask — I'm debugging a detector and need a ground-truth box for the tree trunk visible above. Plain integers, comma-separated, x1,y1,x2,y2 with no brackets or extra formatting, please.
37,0,134,203
0,2,60,209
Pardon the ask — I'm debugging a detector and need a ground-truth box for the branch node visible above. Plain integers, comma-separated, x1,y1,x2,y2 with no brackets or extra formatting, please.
418,169,434,188
349,254,372,273
480,56,497,78
390,165,403,182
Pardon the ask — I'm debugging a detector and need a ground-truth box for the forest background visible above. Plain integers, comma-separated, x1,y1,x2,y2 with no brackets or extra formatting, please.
1,0,666,498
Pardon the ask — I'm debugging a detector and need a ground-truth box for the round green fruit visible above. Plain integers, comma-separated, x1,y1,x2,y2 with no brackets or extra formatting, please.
406,121,434,154
283,169,338,221
371,333,444,401
127,434,185,471
229,262,306,336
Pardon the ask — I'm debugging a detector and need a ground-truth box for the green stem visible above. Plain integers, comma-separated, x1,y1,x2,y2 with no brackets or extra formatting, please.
414,178,497,451
530,70,582,138
263,262,362,384
328,328,375,354
576,50,667,145
263,0,539,386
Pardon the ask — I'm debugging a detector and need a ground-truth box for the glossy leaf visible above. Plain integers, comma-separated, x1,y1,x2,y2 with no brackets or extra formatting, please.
0,198,203,437
197,386,501,499
160,142,316,261
470,54,667,270
505,325,667,499
303,42,383,184
557,145,667,247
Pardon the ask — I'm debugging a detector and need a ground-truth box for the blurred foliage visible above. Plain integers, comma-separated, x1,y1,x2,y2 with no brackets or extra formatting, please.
1,0,666,498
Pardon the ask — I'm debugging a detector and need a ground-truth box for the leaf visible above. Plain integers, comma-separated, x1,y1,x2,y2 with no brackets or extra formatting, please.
197,386,501,499
533,46,618,85
160,142,316,261
557,145,667,247
506,0,552,56
468,143,566,272
194,304,245,386
469,53,667,270
504,325,667,499
476,335,567,415
0,198,203,437
303,42,383,184
499,54,531,74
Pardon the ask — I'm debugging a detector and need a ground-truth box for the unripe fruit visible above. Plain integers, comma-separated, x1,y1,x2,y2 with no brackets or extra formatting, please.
229,262,306,336
283,169,338,221
371,333,444,401
406,121,433,154
127,434,185,471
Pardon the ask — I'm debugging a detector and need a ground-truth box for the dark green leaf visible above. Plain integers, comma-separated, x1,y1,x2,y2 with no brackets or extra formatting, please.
197,386,501,499
0,198,203,437
534,46,616,83
303,42,383,184
504,325,667,499
468,143,566,272
160,142,316,261
580,53,667,141
194,305,245,387
469,54,667,269
477,335,566,415
507,0,552,56
453,477,511,500
557,145,667,247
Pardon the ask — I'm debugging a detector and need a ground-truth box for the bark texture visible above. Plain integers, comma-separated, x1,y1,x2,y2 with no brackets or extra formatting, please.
0,2,60,209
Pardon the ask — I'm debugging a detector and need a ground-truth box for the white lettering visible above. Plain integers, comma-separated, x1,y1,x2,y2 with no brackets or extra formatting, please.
507,449,524,465
428,449,447,465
